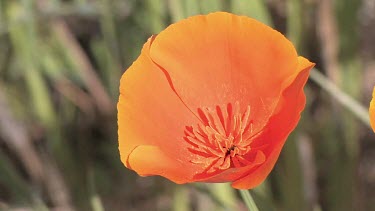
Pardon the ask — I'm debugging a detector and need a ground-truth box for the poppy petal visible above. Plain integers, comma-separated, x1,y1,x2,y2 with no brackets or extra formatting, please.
231,57,313,189
118,37,200,181
127,145,198,184
370,86,375,132
194,150,266,183
149,12,299,134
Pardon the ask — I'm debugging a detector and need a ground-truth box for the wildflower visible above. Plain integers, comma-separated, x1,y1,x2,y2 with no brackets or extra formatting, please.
118,12,314,189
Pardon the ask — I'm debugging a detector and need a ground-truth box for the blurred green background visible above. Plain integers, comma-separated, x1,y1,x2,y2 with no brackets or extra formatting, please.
0,0,374,210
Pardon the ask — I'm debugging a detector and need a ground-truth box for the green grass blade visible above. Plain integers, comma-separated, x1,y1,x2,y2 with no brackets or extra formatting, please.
239,190,259,211
310,69,371,128
231,0,272,26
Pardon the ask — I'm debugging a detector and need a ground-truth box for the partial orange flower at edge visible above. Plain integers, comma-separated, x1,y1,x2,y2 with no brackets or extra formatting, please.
369,87,375,132
118,12,315,189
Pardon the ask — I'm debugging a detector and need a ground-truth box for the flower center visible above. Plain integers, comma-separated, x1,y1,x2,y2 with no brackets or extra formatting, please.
184,102,257,173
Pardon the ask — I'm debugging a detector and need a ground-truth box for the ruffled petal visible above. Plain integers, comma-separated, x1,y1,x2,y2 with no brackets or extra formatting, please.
149,12,300,134
231,57,314,189
194,150,266,183
118,37,201,182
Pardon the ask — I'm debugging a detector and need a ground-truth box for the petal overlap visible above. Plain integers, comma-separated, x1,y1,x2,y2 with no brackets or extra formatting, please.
118,37,202,183
232,57,314,189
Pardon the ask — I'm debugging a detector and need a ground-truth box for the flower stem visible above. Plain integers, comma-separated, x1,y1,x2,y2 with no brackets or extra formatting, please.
239,189,259,211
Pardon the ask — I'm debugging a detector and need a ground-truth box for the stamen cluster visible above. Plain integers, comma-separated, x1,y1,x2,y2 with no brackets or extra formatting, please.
184,102,256,173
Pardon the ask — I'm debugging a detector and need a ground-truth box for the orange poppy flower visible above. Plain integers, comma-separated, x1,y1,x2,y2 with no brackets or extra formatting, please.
118,12,314,189
370,86,375,132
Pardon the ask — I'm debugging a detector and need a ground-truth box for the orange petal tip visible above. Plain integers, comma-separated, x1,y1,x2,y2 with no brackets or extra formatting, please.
370,86,375,132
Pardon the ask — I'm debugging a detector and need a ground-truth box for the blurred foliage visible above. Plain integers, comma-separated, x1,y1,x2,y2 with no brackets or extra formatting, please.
0,0,374,210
